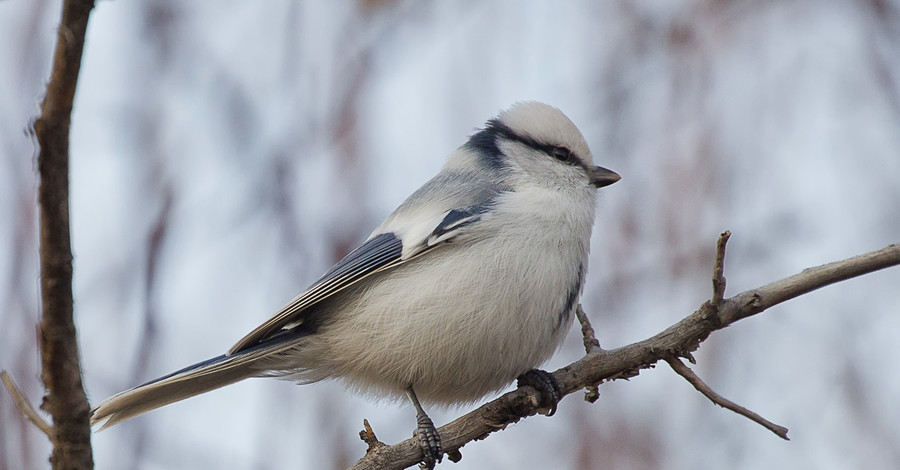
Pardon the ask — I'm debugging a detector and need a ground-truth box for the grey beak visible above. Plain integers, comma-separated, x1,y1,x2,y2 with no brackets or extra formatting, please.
588,165,621,188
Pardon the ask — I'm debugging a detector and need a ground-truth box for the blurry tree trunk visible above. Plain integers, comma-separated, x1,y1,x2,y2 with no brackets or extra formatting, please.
32,0,96,468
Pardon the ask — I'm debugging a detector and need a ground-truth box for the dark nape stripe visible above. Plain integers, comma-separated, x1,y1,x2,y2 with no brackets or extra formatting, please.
463,119,507,169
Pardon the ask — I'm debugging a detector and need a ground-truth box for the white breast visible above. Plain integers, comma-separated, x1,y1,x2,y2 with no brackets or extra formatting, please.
270,187,596,405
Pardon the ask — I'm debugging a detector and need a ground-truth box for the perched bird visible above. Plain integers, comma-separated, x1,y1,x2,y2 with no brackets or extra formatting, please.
90,101,620,469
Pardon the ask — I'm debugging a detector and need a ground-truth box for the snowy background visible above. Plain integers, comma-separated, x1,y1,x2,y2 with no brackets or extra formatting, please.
3,1,900,469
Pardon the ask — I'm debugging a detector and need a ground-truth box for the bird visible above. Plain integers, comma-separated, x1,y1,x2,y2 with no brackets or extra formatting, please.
90,101,620,469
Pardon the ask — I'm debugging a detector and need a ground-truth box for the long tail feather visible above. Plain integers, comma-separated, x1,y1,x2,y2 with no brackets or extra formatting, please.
91,335,301,430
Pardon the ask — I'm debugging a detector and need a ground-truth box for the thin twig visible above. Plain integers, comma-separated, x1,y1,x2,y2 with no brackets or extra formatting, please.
575,304,602,402
2,370,55,440
712,230,731,305
665,357,789,440
575,304,602,354
359,419,386,452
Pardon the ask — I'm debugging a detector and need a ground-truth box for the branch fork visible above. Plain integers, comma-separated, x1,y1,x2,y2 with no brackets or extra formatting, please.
349,235,900,469
661,231,788,439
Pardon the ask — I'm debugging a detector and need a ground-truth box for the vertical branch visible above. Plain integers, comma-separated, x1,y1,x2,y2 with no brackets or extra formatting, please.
31,1,96,469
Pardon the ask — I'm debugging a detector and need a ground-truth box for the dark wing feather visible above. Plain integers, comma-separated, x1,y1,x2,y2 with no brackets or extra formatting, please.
228,182,507,356
426,203,494,246
228,233,403,354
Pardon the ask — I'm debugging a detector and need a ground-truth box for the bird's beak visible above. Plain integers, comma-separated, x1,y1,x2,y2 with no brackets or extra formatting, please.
588,165,621,188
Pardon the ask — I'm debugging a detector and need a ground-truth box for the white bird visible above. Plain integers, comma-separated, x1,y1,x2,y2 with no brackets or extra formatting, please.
90,101,620,469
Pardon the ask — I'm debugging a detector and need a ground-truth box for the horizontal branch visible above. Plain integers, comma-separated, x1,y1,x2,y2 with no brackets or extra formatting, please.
350,243,900,470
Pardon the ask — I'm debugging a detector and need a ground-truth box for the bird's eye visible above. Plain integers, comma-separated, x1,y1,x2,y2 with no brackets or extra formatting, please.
550,146,573,162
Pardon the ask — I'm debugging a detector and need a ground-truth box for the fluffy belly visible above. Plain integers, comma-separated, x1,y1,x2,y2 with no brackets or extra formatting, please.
270,238,581,404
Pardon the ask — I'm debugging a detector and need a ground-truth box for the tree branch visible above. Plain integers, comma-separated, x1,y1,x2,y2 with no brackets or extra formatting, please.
350,242,900,470
711,230,731,304
574,304,601,354
662,230,787,440
574,304,602,402
664,356,789,440
29,0,96,469
1,370,55,440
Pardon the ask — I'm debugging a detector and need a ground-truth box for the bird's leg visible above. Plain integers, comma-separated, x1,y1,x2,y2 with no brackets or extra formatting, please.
517,369,562,416
406,386,443,470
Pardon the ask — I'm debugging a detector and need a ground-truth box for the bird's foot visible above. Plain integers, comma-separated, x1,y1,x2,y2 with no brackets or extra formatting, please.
414,412,443,470
517,369,562,416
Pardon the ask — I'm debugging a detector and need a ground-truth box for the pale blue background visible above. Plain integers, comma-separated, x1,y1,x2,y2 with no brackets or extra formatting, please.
2,1,899,469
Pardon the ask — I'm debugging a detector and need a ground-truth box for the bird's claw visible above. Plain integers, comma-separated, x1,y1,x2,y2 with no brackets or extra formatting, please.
517,369,562,416
414,412,443,469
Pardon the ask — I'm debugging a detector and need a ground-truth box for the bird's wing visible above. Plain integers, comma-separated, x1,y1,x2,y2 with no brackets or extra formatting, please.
227,187,503,355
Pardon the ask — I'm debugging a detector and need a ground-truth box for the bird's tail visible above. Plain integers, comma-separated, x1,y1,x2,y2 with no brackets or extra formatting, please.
91,336,301,430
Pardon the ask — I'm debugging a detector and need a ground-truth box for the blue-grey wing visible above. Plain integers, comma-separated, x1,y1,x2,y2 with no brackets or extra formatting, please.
228,233,403,354
228,170,511,355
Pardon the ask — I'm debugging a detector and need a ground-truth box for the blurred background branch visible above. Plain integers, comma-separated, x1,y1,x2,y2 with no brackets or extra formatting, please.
1,371,54,441
27,0,96,469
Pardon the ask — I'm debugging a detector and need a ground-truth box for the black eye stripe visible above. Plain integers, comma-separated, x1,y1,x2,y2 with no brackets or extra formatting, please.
477,119,580,166
550,146,573,162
